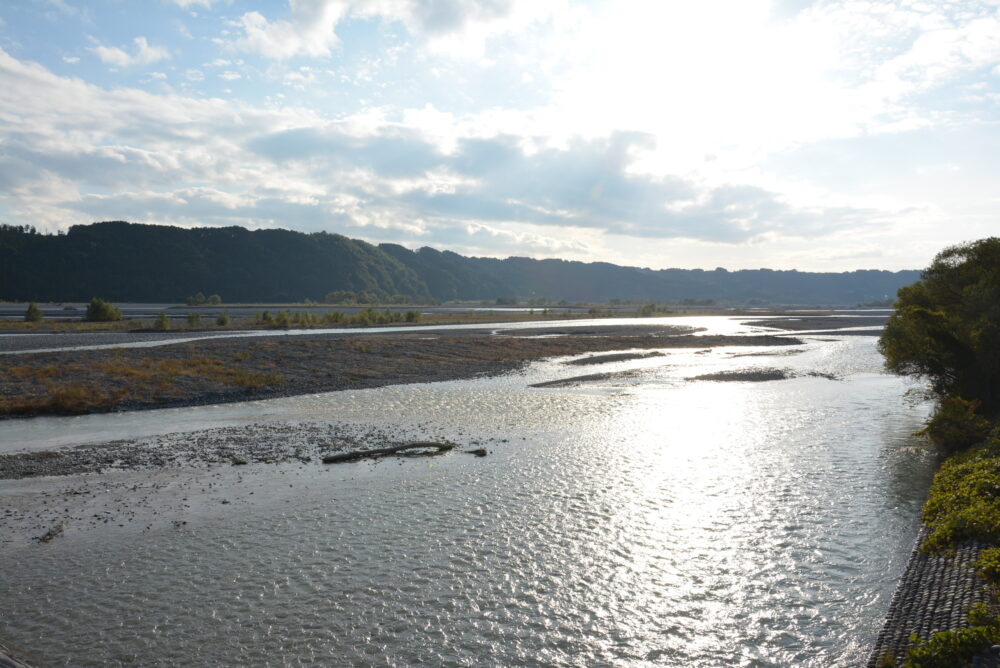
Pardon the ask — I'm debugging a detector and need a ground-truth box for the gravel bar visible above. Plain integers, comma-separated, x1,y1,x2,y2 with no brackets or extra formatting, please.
868,528,996,667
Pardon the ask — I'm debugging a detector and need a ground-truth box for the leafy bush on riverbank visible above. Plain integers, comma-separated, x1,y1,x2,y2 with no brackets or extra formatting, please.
974,548,1000,584
921,435,1000,552
84,297,122,322
919,397,991,453
23,302,42,322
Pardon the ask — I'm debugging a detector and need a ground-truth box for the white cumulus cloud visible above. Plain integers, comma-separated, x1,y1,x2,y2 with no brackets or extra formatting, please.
90,37,169,68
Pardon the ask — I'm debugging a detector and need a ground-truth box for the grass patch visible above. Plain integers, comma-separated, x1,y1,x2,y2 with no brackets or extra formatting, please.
0,355,283,416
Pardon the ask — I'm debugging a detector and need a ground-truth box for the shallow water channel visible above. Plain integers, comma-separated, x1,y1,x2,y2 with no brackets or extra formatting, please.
0,320,937,666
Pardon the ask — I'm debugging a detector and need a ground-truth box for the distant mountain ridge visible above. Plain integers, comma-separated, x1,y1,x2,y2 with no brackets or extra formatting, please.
0,221,920,305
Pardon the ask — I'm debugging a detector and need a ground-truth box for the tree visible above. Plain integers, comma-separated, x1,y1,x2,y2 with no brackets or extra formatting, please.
153,311,170,330
24,302,43,322
878,237,1000,414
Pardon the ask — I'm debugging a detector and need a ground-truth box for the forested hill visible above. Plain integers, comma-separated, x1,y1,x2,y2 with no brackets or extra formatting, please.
0,222,920,305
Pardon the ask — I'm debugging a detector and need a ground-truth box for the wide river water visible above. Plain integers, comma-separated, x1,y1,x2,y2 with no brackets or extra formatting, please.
0,317,937,666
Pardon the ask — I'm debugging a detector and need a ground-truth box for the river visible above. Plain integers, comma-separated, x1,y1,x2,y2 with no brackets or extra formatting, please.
0,317,937,666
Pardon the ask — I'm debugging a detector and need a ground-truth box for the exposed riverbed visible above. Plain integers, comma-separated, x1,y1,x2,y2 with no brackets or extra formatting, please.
0,318,936,666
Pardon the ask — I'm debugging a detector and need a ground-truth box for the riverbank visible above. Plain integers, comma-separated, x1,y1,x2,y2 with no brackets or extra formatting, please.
0,326,799,418
868,432,1000,666
867,529,995,667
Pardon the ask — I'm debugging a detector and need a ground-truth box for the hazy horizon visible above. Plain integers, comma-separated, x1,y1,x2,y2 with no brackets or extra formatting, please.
1,0,997,272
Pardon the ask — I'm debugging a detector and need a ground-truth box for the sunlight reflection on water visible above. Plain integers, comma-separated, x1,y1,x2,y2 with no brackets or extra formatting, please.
0,327,937,667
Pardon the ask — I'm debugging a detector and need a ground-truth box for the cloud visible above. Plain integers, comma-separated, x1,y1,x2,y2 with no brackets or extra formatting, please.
229,0,560,59
0,46,900,262
90,37,169,67
232,1,350,59
248,123,868,243
62,56,80,64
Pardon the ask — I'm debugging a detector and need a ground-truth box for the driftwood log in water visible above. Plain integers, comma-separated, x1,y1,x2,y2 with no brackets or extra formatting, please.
322,441,455,464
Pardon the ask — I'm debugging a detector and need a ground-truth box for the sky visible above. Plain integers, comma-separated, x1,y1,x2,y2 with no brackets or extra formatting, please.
0,0,998,271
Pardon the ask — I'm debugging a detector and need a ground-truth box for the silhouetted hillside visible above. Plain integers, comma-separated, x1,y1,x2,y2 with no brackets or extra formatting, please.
0,222,920,305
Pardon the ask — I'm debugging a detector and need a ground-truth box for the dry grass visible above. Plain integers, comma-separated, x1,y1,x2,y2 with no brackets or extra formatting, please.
0,355,282,416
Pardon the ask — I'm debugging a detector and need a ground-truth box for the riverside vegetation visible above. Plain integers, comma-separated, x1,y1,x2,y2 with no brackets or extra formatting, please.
877,237,1000,667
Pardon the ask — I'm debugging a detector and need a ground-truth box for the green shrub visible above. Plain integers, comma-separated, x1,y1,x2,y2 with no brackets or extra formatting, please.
216,310,231,327
975,548,1000,584
84,298,122,322
186,312,201,327
24,302,43,322
291,310,317,326
153,312,170,330
921,438,1000,551
405,310,420,323
207,294,222,305
920,397,991,452
274,310,291,328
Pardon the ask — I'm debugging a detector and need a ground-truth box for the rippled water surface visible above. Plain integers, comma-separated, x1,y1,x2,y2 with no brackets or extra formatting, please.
0,323,937,666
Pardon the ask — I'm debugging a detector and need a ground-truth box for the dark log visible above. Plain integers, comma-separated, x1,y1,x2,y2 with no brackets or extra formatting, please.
35,523,64,543
322,441,454,464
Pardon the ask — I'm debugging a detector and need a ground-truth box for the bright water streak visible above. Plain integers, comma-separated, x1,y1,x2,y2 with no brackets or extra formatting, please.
0,334,937,666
